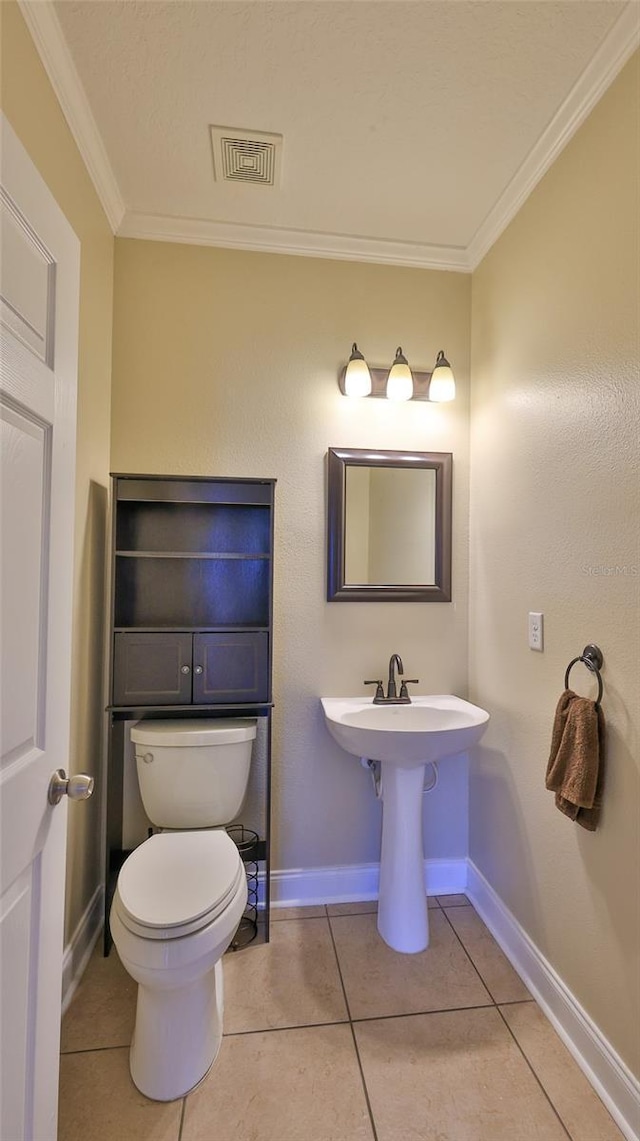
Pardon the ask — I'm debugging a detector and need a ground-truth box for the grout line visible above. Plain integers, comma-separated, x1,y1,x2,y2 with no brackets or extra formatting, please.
177,1096,186,1141
440,905,500,1004
223,1017,351,1039
326,912,379,1141
325,907,378,918
346,1023,379,1141
496,1005,574,1141
60,1043,130,1056
271,900,446,920
222,997,527,1038
441,908,573,1140
350,1000,498,1025
325,911,353,1021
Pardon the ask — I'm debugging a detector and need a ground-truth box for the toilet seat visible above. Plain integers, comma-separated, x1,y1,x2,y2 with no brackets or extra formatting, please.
116,831,244,941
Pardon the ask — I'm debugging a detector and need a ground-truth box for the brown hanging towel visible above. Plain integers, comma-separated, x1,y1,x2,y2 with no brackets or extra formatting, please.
545,690,606,831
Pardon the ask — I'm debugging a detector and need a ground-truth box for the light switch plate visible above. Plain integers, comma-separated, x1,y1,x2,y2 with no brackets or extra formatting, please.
528,612,544,651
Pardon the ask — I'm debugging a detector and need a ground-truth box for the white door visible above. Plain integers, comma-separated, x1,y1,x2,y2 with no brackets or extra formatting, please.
1,113,82,1141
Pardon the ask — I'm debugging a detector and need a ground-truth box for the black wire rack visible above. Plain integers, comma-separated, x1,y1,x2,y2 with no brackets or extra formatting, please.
226,825,260,949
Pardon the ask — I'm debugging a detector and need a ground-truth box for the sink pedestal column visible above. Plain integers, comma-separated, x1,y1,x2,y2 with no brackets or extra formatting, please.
377,762,429,953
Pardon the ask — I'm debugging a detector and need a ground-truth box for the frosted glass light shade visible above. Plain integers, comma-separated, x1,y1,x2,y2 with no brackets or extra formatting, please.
344,343,372,397
428,351,456,402
386,347,413,402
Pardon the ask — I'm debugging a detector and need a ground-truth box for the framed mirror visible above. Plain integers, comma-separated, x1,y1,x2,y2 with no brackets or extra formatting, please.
327,447,452,602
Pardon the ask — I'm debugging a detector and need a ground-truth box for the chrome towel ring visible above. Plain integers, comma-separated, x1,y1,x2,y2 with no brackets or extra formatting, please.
564,644,604,709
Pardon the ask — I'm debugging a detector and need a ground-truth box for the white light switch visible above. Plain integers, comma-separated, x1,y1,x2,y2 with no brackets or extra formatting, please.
528,612,544,651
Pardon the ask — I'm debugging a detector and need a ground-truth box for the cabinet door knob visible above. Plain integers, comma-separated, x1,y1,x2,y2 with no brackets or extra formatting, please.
180,664,191,675
194,665,203,675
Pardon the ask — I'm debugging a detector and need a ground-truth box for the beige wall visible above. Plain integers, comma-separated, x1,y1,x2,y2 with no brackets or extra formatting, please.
0,3,114,942
469,53,639,1074
111,242,472,868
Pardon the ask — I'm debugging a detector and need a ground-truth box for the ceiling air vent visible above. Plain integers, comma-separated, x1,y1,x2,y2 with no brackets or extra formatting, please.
210,126,283,187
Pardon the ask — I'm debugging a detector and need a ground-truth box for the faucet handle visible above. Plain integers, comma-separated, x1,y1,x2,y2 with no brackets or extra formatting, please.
364,680,384,701
399,679,419,699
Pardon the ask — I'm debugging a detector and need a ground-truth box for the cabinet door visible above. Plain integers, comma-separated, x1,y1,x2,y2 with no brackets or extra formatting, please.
193,632,269,704
113,632,192,705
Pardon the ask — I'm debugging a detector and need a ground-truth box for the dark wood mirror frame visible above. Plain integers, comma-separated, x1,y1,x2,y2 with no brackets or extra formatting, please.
326,447,452,602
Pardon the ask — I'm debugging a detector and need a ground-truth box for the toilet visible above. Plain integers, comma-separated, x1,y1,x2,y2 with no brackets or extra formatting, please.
109,718,257,1101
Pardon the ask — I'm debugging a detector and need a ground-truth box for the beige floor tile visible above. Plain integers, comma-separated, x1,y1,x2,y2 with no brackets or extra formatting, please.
355,1006,568,1141
330,910,492,1020
270,904,327,920
58,1047,182,1141
182,1023,374,1141
61,943,136,1053
436,893,469,907
444,905,531,1003
501,1002,625,1140
223,917,348,1033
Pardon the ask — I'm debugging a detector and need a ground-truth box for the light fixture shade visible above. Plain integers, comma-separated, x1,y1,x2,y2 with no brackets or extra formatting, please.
344,343,372,397
386,347,413,402
428,350,456,402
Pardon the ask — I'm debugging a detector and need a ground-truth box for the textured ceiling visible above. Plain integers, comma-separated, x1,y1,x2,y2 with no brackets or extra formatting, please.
50,0,633,265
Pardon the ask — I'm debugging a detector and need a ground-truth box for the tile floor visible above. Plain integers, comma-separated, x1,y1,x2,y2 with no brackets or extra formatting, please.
59,896,624,1141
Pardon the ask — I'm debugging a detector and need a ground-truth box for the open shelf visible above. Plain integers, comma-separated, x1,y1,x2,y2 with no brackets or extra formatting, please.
116,500,271,555
114,556,270,627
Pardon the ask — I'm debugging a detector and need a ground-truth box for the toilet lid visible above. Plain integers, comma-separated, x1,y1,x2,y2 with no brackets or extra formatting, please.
117,831,243,934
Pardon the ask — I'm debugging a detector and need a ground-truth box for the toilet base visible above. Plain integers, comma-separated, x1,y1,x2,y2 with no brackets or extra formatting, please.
130,959,225,1101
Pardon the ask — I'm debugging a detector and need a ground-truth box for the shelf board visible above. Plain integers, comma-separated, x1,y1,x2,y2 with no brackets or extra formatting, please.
115,551,270,560
113,625,270,633
107,703,274,714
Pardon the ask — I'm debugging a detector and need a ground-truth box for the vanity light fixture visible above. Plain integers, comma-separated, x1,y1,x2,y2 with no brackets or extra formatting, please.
428,351,456,403
344,343,372,397
386,347,413,402
338,345,456,403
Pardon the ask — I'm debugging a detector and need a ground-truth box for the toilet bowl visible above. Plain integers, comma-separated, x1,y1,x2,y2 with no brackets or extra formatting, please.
110,830,247,1101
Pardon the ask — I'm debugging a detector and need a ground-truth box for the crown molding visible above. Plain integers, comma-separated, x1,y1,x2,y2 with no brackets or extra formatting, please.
18,0,125,233
467,1,640,270
117,212,472,271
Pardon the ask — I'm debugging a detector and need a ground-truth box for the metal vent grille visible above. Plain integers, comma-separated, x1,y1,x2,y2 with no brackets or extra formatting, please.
210,126,283,187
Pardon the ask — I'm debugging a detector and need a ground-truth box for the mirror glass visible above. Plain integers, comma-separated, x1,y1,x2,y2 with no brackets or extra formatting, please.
344,466,436,585
327,448,452,602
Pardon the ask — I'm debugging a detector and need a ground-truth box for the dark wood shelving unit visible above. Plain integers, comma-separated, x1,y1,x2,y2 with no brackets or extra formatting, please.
104,473,275,954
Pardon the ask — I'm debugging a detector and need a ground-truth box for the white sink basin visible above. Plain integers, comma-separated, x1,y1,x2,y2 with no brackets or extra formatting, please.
321,695,490,767
321,693,489,955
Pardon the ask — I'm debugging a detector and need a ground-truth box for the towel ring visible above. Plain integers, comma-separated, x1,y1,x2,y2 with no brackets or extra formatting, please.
564,644,604,708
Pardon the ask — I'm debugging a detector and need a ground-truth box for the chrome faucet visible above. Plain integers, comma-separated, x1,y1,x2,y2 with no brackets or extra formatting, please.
364,655,420,704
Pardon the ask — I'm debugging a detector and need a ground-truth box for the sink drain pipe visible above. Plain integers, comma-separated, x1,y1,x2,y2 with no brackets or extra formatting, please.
361,758,439,799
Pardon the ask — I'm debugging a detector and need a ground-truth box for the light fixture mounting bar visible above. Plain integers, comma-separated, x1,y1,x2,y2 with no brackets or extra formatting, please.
338,366,433,401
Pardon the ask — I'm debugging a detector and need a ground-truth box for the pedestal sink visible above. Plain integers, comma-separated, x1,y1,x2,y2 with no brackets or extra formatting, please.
321,695,490,953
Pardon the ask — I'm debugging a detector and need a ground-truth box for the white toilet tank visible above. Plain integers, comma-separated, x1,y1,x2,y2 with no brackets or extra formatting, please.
130,719,257,828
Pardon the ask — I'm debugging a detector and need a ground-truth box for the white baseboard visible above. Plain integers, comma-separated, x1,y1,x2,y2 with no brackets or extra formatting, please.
466,861,640,1141
61,885,104,1015
269,857,467,907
